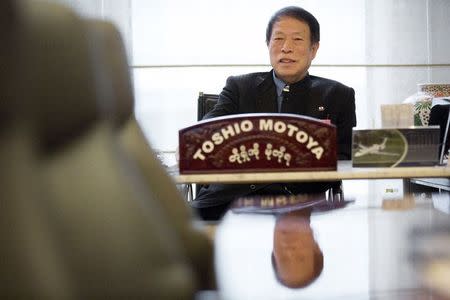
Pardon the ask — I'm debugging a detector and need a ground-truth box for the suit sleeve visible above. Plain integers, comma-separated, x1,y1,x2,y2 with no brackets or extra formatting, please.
336,87,357,160
203,76,240,119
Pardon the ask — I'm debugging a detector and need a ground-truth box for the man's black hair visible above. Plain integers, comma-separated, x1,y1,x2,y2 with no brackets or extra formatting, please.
266,6,320,45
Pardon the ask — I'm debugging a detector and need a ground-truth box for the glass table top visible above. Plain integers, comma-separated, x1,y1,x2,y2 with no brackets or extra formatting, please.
213,179,450,300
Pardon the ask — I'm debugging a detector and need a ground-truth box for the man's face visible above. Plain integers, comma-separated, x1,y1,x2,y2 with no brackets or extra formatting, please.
268,16,319,84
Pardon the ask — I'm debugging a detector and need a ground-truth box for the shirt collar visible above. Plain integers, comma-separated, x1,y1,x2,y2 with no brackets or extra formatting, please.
272,72,286,97
272,71,310,96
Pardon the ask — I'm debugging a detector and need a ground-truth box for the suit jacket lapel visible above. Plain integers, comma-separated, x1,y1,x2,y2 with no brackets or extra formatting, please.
288,75,326,119
250,72,327,119
254,71,277,113
307,87,328,119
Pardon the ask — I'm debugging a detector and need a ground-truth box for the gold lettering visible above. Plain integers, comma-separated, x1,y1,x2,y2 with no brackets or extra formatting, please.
286,124,299,137
259,119,273,131
306,136,319,149
296,130,308,143
192,118,326,161
233,123,241,134
311,147,324,160
202,141,214,153
241,120,254,132
193,148,205,160
212,132,224,145
274,121,287,133
221,125,235,139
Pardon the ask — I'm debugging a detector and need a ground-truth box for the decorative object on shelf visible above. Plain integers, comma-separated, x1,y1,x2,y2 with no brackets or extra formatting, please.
404,91,433,126
418,83,450,98
403,83,450,126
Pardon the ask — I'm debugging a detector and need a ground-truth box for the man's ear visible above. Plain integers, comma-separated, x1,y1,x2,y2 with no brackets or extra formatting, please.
311,42,320,60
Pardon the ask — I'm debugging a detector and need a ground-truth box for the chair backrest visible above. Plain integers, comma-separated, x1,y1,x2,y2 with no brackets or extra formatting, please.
197,92,219,121
195,92,219,199
86,19,215,289
1,2,79,298
21,2,197,298
0,0,23,129
85,19,135,129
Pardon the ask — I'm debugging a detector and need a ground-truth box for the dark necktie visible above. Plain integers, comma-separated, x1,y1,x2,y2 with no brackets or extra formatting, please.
280,84,290,113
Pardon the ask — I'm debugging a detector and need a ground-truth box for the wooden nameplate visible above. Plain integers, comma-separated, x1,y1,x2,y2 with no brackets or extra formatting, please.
178,113,337,174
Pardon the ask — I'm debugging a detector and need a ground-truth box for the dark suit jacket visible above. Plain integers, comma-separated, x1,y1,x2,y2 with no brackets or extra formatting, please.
191,71,356,208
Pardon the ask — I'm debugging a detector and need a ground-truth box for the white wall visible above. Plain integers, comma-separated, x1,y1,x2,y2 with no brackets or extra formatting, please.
48,0,450,151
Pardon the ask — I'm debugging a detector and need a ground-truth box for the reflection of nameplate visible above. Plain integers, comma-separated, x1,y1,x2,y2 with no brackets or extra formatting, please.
231,193,354,214
352,127,440,167
231,194,327,214
179,113,337,174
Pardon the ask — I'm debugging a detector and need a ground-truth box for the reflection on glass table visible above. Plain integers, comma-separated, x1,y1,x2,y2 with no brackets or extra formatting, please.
214,180,450,300
271,206,323,288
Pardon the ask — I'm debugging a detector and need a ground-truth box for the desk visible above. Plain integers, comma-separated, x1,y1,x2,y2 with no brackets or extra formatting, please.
213,179,450,300
174,161,450,184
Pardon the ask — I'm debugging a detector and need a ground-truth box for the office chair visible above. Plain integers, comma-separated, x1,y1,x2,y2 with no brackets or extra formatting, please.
193,92,220,198
86,20,215,290
23,2,197,298
197,92,219,121
0,2,74,298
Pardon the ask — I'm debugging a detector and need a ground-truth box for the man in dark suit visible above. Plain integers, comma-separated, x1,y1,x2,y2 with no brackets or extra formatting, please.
191,6,357,220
